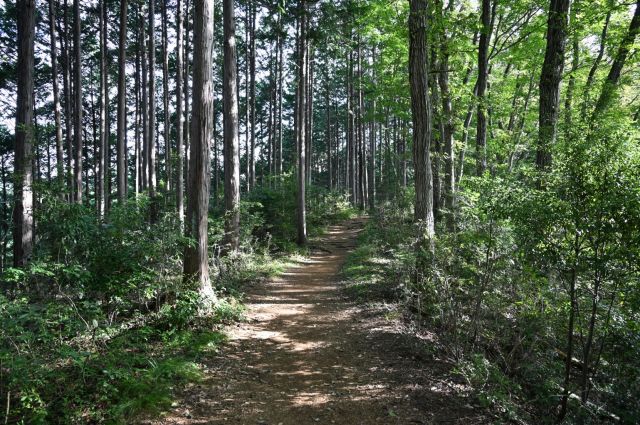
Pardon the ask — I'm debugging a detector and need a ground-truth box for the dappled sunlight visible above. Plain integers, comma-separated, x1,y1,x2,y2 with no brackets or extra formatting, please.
150,219,481,424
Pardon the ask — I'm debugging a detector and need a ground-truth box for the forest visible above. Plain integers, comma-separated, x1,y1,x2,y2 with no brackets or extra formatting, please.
1,0,639,423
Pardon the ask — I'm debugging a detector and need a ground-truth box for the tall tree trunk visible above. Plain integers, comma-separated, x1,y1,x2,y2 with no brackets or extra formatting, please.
183,0,191,202
140,10,149,191
98,0,107,216
117,0,128,203
73,0,83,204
135,33,141,196
475,0,491,176
249,1,256,188
437,0,455,230
148,0,157,203
297,2,308,246
536,0,570,172
162,0,171,194
306,45,314,186
581,10,610,118
244,3,250,192
62,0,74,200
409,0,435,237
48,0,65,192
348,50,356,204
369,47,377,211
176,0,184,222
223,0,240,252
592,0,640,116
276,10,284,175
183,0,215,302
13,0,36,267
326,81,332,190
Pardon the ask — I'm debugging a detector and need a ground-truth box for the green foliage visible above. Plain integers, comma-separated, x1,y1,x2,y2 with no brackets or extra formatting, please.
343,119,640,422
0,178,355,423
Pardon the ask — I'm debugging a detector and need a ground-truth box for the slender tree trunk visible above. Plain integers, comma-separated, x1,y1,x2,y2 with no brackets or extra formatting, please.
244,3,250,192
437,1,455,229
475,0,491,176
277,10,284,175
297,2,308,246
326,82,332,190
536,0,570,172
223,0,240,252
148,0,157,206
73,0,83,204
117,0,128,203
183,0,191,203
581,10,610,118
558,239,579,421
409,0,435,237
348,51,356,204
176,0,184,222
162,0,171,194
593,0,640,116
98,0,107,216
13,0,36,267
141,9,149,190
48,0,65,192
306,45,314,186
135,34,141,196
249,1,256,188
369,47,377,211
62,0,75,201
183,0,215,302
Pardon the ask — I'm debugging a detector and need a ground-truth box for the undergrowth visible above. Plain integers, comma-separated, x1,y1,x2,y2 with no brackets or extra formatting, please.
0,177,356,424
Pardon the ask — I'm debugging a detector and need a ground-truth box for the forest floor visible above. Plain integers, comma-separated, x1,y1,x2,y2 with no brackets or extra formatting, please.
145,218,490,424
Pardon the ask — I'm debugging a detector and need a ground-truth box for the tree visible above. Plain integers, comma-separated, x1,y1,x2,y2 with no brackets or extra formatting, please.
176,0,185,223
148,0,157,206
536,0,570,172
73,0,82,204
296,0,308,246
408,0,434,236
592,0,640,116
475,0,491,176
183,0,215,301
48,0,64,191
98,0,108,216
161,0,171,194
13,0,37,267
117,0,128,203
223,0,240,253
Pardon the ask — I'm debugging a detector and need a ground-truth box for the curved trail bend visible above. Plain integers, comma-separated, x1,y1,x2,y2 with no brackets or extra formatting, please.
151,218,485,424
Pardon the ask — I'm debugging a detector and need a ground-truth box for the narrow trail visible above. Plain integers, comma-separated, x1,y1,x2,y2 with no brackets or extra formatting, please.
151,219,486,424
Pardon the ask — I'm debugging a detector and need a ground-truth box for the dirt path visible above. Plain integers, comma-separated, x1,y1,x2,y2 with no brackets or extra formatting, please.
151,219,487,424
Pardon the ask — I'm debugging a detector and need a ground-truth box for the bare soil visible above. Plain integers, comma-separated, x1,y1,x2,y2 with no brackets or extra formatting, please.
147,218,490,424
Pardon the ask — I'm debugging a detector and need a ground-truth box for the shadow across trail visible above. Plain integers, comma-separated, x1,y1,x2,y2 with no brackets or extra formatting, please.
151,219,487,424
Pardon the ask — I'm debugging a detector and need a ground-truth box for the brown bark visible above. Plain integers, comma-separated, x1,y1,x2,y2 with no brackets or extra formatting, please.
13,0,36,267
148,0,157,200
117,0,128,203
297,2,308,246
249,1,256,188
48,0,65,191
183,0,215,301
161,0,171,193
536,0,570,172
409,0,435,235
141,9,149,191
593,0,640,116
73,0,83,204
98,0,108,216
176,0,184,222
223,0,240,252
475,0,491,176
